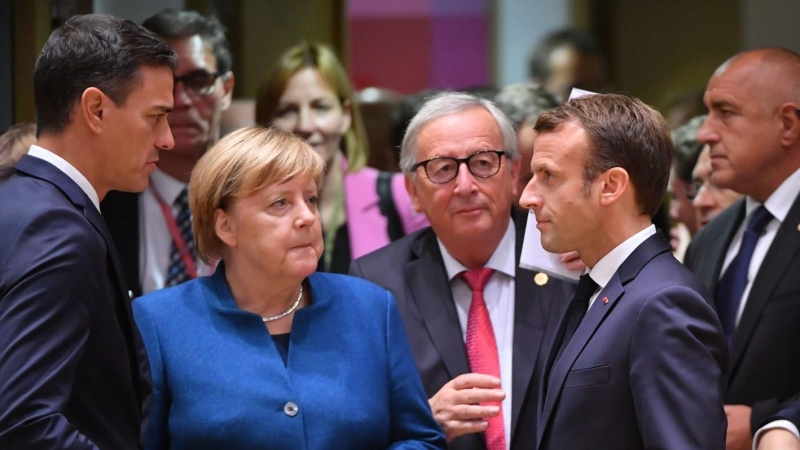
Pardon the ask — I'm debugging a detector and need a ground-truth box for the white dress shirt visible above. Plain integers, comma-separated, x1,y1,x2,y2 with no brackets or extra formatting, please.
585,225,657,310
27,145,100,212
438,221,516,449
139,168,212,294
721,167,800,327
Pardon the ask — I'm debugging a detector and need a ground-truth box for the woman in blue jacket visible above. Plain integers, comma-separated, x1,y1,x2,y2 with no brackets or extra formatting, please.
132,126,445,449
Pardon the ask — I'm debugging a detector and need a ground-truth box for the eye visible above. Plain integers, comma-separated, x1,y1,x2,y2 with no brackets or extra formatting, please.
271,198,287,208
306,196,318,206
313,103,332,112
276,106,297,117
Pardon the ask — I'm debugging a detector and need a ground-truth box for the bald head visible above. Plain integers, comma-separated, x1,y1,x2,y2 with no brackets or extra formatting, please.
697,47,800,202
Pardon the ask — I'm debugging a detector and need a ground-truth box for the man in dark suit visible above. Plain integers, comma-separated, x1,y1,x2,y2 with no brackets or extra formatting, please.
351,92,574,450
0,15,176,449
683,48,800,450
518,93,727,449
102,10,234,297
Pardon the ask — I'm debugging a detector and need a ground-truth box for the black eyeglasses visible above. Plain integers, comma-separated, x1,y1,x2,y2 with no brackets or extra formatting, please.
174,70,222,96
411,150,507,184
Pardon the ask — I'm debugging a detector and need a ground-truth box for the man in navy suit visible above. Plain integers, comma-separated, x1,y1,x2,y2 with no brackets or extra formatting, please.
351,92,574,450
519,93,728,449
0,15,176,449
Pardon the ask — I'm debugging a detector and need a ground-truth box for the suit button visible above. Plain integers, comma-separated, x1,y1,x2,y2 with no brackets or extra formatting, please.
284,401,299,417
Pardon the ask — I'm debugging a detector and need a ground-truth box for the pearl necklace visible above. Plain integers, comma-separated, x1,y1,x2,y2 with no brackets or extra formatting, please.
261,286,303,322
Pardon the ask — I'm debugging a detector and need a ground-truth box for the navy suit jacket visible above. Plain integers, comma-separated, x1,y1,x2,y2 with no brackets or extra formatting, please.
0,156,151,449
685,195,800,430
350,213,573,450
133,267,445,449
535,233,728,450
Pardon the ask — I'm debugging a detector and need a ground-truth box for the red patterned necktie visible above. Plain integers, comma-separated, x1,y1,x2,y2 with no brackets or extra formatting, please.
461,267,505,450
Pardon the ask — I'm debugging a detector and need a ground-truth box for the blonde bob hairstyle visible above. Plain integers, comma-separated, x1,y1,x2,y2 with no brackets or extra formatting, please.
189,126,325,264
254,41,369,171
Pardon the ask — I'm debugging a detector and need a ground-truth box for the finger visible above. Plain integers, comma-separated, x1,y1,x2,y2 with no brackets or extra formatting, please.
449,373,501,390
447,403,501,421
450,387,506,405
442,419,490,440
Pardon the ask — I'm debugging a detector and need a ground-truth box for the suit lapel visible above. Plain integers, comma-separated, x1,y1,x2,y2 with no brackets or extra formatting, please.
405,230,472,379
730,193,800,378
701,200,746,292
537,234,670,448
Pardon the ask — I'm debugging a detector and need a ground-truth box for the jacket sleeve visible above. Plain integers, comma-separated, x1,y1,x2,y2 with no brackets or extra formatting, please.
132,301,170,450
384,291,446,450
629,285,729,450
0,209,102,449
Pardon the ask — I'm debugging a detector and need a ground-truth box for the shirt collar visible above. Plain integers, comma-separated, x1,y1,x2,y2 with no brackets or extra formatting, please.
745,166,800,223
588,225,656,289
150,167,188,205
27,144,100,212
437,220,517,281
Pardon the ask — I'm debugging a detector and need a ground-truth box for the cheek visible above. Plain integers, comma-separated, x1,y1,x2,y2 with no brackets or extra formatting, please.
272,117,296,133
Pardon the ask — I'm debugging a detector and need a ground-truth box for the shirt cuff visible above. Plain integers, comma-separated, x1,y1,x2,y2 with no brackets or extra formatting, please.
753,420,800,450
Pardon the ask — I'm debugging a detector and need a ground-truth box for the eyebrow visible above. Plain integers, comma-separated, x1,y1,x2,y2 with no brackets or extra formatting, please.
709,99,736,110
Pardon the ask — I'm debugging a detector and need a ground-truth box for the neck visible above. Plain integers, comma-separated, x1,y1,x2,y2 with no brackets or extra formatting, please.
223,256,304,318
747,159,800,203
320,152,345,232
36,133,109,200
581,212,651,269
156,151,202,183
439,215,509,269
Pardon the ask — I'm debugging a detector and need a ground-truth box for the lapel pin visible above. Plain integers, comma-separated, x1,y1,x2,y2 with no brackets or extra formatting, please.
603,297,609,304
534,272,549,286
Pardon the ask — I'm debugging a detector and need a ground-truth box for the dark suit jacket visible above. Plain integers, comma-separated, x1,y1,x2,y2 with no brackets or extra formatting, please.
0,156,151,449
685,195,800,430
101,191,143,297
350,214,573,450
535,234,728,450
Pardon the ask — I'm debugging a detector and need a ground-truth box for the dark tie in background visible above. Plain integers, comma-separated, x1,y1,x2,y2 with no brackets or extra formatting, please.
461,267,505,450
166,187,196,287
715,205,773,347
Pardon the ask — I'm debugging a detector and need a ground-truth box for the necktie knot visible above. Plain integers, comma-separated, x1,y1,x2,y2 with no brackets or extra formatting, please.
575,274,599,307
461,267,495,293
746,206,773,235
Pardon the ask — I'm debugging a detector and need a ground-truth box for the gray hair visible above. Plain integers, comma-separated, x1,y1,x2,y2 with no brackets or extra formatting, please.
400,91,519,174
495,82,560,130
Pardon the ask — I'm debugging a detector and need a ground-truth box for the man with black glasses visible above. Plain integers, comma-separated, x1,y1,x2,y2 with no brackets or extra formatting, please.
103,9,234,296
350,92,573,450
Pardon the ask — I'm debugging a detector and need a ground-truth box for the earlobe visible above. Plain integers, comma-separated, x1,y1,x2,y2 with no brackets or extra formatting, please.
214,209,237,247
778,103,800,146
81,87,106,135
339,100,353,135
510,158,522,197
220,72,235,111
404,174,423,213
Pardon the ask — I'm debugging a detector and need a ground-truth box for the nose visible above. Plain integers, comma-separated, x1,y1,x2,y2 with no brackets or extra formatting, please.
519,178,541,210
173,81,192,108
157,120,175,151
295,200,317,228
692,183,715,210
294,107,314,138
452,162,478,195
696,116,717,146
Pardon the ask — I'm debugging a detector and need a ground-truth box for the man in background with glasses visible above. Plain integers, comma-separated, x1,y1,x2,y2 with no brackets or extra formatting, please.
103,9,234,296
351,92,573,450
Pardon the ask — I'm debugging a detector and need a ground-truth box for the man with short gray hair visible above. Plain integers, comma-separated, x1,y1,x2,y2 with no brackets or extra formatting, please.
351,92,573,450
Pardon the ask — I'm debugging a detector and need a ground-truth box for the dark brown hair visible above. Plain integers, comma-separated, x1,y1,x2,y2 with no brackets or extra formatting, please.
534,94,672,216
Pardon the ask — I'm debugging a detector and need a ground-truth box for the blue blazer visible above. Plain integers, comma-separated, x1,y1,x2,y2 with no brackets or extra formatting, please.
0,156,150,449
133,267,445,450
536,234,728,450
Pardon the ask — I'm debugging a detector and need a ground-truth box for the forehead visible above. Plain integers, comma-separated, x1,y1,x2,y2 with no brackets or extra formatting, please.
532,121,588,165
281,67,338,101
704,59,765,107
126,65,174,108
416,107,502,159
168,35,217,74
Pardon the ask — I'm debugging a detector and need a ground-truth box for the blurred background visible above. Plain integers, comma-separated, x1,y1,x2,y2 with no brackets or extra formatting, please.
2,0,799,149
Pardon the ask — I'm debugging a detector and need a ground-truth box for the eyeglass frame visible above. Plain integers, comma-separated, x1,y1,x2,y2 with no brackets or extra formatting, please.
173,69,226,96
410,150,507,184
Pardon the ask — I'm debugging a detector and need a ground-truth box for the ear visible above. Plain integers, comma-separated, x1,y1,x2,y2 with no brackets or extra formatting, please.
220,72,235,111
80,87,108,136
213,208,238,248
404,174,423,213
777,102,800,146
598,167,630,207
510,157,522,198
339,99,353,135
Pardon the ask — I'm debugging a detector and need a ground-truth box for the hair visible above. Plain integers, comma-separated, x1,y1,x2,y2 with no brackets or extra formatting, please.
255,42,369,171
400,92,519,175
528,28,603,82
671,114,707,183
33,14,178,137
189,126,325,263
0,123,36,166
495,83,561,130
142,9,232,75
534,94,673,217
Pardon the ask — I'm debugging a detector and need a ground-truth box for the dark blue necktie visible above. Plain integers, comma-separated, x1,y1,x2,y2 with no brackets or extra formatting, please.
715,206,773,347
166,187,195,287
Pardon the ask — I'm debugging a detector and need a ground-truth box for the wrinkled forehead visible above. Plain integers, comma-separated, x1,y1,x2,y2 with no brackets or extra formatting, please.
417,109,503,159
